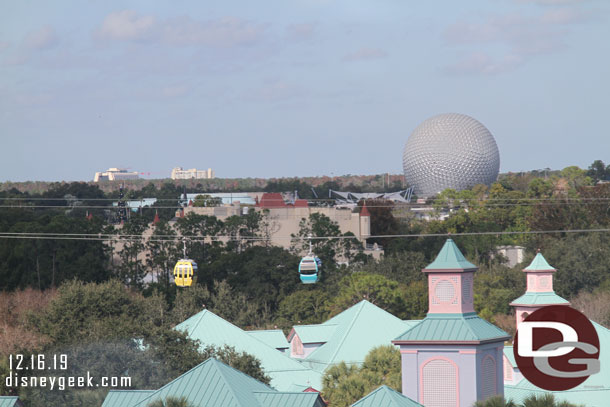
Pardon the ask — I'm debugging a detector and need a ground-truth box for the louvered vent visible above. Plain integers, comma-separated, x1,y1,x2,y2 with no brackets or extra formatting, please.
422,358,457,407
462,274,472,303
481,355,497,400
434,280,456,304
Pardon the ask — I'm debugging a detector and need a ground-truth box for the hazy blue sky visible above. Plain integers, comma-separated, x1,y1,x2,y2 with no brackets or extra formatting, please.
1,0,609,182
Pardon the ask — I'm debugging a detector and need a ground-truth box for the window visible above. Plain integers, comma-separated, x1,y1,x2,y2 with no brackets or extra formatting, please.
421,358,458,407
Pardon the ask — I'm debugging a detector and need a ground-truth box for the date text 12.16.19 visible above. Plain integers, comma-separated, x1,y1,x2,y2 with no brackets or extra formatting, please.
9,354,67,371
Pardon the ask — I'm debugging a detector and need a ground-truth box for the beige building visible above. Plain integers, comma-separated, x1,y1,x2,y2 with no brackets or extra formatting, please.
171,167,215,180
180,192,376,258
94,168,139,182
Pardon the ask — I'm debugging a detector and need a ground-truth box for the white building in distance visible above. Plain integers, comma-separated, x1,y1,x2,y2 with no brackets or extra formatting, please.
171,167,215,180
94,168,139,182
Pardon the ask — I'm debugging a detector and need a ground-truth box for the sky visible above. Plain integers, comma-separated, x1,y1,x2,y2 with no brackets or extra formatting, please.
1,0,609,182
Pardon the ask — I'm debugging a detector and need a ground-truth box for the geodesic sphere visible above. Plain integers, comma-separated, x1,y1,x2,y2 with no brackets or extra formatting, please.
403,113,500,197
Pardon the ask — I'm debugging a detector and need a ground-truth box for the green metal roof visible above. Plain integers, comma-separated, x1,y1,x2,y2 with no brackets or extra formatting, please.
175,309,322,391
393,313,510,343
504,322,610,407
523,252,556,272
254,391,325,407
104,359,324,407
300,300,418,373
503,345,516,368
247,329,289,349
0,397,19,407
424,239,477,271
101,391,155,407
291,324,338,343
510,291,569,306
352,385,423,407
132,358,273,407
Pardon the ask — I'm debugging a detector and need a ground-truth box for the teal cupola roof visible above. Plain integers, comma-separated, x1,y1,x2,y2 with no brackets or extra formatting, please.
352,385,424,407
523,252,556,272
424,239,477,272
510,251,569,307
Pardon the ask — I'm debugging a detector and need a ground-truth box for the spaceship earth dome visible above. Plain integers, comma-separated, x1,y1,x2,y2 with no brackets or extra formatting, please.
403,113,500,197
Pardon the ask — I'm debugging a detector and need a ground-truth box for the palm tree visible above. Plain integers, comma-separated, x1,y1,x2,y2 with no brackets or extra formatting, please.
147,396,193,407
474,396,517,407
473,394,582,407
521,394,581,407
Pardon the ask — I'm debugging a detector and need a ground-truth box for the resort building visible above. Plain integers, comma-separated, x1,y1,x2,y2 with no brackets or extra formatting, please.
94,168,139,182
171,167,215,180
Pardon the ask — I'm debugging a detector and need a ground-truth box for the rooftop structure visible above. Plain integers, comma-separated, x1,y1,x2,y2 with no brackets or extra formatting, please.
288,300,419,373
101,358,325,407
94,168,139,182
352,385,423,407
174,308,323,391
509,252,570,330
170,167,215,180
403,113,500,197
393,239,510,407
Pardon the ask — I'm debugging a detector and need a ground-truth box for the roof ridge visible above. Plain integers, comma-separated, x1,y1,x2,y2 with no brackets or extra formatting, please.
131,359,217,407
200,309,312,369
213,358,264,407
324,300,367,364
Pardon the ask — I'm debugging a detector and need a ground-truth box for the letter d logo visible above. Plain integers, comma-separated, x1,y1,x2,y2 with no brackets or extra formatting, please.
513,305,600,391
518,321,577,357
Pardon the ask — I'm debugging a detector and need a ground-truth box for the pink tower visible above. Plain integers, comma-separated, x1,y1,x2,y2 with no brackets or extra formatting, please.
393,239,510,407
509,252,569,332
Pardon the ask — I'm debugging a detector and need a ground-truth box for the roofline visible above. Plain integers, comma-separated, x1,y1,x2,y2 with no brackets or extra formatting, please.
509,302,570,306
522,268,556,273
422,268,478,273
287,327,296,341
392,336,511,345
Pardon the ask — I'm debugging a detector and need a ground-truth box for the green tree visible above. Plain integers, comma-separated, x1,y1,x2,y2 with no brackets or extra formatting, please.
521,393,581,407
327,273,407,318
192,194,222,207
148,396,194,407
586,159,610,183
275,288,331,327
526,178,554,199
147,220,181,292
560,166,592,190
291,212,343,267
116,217,149,289
473,396,517,407
321,345,401,407
206,246,301,315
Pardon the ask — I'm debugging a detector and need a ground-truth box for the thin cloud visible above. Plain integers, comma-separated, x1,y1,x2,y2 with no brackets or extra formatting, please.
161,84,190,98
95,10,267,48
24,26,58,50
161,16,267,47
286,23,317,41
445,52,523,75
443,7,589,74
96,10,156,41
246,80,305,103
342,47,387,62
